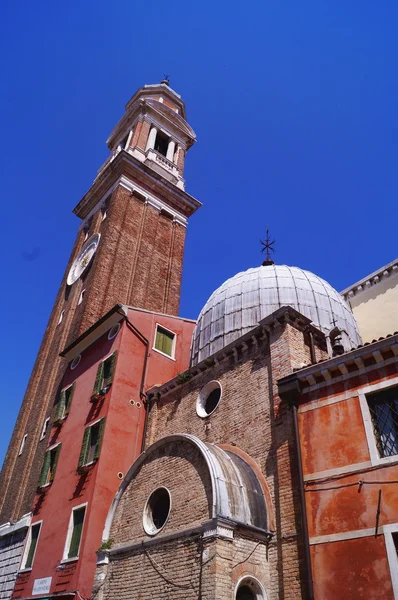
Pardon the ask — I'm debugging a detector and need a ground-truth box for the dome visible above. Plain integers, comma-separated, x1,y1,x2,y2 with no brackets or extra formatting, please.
190,264,362,365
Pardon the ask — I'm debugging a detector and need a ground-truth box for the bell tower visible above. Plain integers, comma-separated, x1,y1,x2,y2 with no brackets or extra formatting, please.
0,80,200,524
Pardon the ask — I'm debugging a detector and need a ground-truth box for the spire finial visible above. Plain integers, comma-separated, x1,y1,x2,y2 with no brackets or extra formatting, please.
160,74,170,86
260,227,275,266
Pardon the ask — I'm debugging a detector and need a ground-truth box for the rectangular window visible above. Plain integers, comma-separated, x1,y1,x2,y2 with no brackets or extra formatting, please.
38,444,61,487
18,434,28,456
91,352,117,398
153,324,176,359
55,383,75,423
64,505,86,560
21,522,41,570
78,418,106,469
367,386,398,458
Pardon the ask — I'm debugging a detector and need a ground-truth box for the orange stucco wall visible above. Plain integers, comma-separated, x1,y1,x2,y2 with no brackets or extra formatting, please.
298,370,398,600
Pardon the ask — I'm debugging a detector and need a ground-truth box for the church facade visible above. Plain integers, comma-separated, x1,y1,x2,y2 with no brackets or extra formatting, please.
1,80,398,600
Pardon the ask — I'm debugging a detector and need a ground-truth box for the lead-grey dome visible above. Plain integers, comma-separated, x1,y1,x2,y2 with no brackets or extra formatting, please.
191,264,362,365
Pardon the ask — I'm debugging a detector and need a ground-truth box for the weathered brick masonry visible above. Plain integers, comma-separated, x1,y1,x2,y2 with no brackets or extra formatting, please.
101,313,327,600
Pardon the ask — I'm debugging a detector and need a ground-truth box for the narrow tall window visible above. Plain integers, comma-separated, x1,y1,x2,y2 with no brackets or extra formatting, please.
91,352,117,398
78,289,85,305
154,131,169,157
78,419,106,468
22,522,41,570
54,383,76,424
57,310,65,325
65,506,86,560
40,418,50,441
18,434,28,456
154,325,175,358
367,386,398,458
38,444,61,487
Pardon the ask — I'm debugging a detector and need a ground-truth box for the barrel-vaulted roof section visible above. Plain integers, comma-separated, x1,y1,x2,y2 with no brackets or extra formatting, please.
191,265,362,365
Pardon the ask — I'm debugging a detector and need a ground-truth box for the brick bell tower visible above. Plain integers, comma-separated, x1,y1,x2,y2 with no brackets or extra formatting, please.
0,80,200,524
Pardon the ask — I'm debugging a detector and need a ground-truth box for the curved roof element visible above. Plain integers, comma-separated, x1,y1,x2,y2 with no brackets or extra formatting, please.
191,264,362,365
102,434,269,541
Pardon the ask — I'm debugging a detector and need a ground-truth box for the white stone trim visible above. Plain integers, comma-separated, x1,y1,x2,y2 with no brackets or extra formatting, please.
234,575,267,600
0,513,31,538
384,523,398,599
310,526,376,545
62,502,88,561
39,418,50,442
298,390,357,413
341,258,398,299
304,460,372,482
358,376,398,467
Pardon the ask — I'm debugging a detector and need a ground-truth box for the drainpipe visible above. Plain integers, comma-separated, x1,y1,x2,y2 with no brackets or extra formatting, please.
292,401,314,600
117,311,150,452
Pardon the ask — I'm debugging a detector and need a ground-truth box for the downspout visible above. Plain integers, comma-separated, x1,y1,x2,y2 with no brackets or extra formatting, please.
117,311,150,452
292,401,314,600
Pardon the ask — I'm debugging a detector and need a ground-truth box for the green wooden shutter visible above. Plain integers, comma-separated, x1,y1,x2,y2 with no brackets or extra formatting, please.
55,390,66,421
50,444,61,482
92,361,104,396
39,451,51,487
78,428,91,468
64,382,76,416
93,418,106,461
25,524,40,568
68,507,86,558
104,351,117,387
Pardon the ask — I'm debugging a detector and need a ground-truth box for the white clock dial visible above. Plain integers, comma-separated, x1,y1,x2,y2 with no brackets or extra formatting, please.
67,233,101,286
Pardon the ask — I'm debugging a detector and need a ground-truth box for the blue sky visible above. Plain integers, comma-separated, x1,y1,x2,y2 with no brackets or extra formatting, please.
1,1,398,464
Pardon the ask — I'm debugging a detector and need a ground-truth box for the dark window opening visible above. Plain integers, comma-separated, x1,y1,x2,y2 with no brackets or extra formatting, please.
103,355,113,383
393,532,398,556
367,386,398,458
205,388,221,415
148,488,170,530
237,586,256,600
154,131,169,157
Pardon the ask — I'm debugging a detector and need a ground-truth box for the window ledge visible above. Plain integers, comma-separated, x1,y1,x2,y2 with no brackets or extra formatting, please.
152,347,176,361
371,455,398,467
18,568,32,573
60,557,79,564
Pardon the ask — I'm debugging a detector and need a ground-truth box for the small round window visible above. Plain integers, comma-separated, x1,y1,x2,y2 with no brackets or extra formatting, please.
143,487,171,536
70,355,81,370
108,323,121,340
196,381,222,418
235,577,266,600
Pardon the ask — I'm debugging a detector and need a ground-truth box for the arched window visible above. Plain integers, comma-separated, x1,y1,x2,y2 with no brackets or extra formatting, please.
235,577,266,600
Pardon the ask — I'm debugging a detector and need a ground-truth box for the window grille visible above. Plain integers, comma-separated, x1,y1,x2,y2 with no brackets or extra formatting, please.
367,387,398,458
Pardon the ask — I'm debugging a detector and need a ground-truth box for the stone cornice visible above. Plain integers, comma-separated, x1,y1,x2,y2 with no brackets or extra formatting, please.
146,306,326,401
73,150,201,220
341,258,398,300
279,333,398,400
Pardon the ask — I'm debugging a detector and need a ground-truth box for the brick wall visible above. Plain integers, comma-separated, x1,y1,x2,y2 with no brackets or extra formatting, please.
1,175,187,524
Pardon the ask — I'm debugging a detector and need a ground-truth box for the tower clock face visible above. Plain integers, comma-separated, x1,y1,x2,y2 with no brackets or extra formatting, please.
67,233,101,286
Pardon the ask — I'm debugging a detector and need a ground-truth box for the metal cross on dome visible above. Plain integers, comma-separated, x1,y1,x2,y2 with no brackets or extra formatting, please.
260,228,276,263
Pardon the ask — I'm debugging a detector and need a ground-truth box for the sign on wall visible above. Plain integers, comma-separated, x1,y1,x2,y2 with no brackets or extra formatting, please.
32,577,52,596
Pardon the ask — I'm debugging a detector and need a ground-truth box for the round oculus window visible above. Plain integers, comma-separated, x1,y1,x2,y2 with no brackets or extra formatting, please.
196,381,222,418
143,487,171,536
108,323,121,340
67,233,100,286
70,355,81,370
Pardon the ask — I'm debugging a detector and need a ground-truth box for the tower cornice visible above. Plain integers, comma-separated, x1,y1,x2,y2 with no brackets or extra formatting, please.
73,149,201,220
